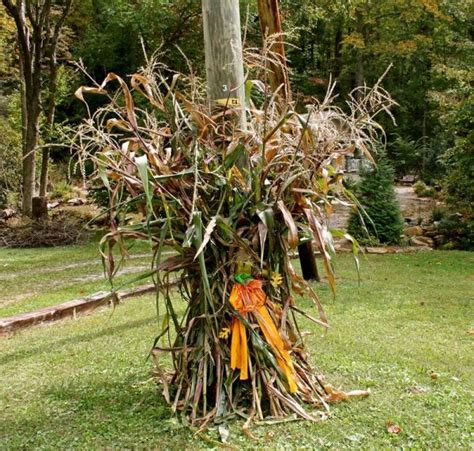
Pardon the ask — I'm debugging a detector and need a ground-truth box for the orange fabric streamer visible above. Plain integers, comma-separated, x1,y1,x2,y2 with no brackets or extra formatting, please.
229,279,298,393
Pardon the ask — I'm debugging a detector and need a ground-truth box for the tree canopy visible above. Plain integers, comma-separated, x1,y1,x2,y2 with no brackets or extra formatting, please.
0,0,472,235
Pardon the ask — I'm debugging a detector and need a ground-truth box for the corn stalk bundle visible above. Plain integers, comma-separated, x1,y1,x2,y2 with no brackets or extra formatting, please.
74,56,394,427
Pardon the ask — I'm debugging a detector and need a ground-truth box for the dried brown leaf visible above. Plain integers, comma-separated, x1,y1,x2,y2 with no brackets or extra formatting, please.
277,200,299,249
386,422,401,434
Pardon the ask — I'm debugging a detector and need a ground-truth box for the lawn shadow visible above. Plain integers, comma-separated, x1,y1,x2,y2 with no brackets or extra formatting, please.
1,374,192,448
0,316,157,366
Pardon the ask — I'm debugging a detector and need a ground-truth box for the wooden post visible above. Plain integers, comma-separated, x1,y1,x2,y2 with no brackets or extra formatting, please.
256,0,291,102
298,241,320,281
201,0,246,129
32,196,48,221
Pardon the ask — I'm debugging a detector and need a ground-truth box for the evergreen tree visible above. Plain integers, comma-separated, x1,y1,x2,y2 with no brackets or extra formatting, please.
347,152,403,245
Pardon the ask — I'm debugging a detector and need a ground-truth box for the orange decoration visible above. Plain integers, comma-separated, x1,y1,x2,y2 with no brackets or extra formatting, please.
229,279,298,393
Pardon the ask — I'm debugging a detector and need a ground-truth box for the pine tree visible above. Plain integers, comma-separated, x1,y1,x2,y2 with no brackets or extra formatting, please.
347,152,403,245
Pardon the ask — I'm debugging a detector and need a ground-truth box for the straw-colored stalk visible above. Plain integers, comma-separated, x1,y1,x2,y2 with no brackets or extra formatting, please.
73,49,395,427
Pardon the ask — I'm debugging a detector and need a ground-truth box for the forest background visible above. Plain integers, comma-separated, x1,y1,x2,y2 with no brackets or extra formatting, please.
0,0,472,245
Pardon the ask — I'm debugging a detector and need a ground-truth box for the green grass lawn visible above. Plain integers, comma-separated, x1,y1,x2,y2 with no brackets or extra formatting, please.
0,250,473,449
0,235,154,317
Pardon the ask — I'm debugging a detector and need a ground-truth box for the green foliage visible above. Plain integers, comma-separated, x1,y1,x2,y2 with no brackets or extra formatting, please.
6,0,469,202
49,181,76,201
48,66,83,128
431,41,474,248
431,206,445,222
2,0,473,216
413,180,436,198
386,135,420,178
439,87,474,219
444,150,474,218
73,0,203,78
279,0,472,185
436,213,474,251
348,152,403,245
0,7,16,81
0,94,22,208
88,185,110,209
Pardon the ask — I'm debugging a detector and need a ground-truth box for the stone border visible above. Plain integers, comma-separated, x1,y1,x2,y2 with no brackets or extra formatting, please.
333,244,433,254
0,284,158,337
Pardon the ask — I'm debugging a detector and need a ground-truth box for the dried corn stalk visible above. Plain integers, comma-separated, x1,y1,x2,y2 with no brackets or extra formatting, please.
73,52,394,427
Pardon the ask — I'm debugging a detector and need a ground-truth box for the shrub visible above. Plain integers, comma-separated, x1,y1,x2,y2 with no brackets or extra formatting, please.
413,180,436,198
435,61,474,249
431,206,445,222
50,180,76,201
387,134,421,178
437,213,474,251
442,110,474,224
347,151,403,245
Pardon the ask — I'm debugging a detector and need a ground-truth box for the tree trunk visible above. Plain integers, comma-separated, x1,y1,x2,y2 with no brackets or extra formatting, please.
355,53,364,98
39,54,58,198
22,101,40,217
18,55,27,153
3,0,72,217
298,242,320,282
354,9,365,101
39,148,49,198
32,196,48,220
333,19,343,82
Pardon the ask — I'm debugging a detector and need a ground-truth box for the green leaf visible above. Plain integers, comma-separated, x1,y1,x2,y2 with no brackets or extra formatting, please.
135,155,152,213
224,143,245,170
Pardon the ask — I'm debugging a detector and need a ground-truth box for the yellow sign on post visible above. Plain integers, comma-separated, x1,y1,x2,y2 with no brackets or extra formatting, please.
216,97,241,107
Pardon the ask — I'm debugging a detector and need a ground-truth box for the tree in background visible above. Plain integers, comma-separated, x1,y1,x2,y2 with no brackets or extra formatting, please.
0,6,16,81
73,0,203,79
1,0,73,217
278,0,470,180
0,0,471,239
0,95,22,208
432,37,474,249
0,8,21,208
347,151,403,245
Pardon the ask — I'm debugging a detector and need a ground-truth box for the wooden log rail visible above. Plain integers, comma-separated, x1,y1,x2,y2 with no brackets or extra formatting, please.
0,283,166,336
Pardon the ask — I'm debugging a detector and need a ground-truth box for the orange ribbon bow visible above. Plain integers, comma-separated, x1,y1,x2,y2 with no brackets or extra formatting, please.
229,278,298,393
